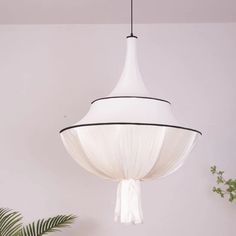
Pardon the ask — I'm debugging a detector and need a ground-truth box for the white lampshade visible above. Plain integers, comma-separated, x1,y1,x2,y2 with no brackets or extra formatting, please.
60,37,201,224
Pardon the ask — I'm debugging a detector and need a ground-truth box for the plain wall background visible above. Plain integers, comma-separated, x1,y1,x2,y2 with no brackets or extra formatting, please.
0,23,235,235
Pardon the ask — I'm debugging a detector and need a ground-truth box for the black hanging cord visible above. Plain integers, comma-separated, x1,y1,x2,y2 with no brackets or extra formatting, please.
127,0,138,38
131,0,133,35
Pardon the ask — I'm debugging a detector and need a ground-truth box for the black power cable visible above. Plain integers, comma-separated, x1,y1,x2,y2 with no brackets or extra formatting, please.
127,0,138,38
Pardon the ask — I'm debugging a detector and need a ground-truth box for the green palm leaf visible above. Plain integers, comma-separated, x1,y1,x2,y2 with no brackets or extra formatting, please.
20,215,76,236
0,208,23,236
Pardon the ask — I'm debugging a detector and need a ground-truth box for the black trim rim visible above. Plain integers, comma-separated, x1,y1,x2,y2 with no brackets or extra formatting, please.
91,96,171,104
60,122,202,135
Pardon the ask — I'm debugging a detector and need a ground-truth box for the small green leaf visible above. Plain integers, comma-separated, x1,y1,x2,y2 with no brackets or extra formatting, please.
229,193,234,202
211,166,216,174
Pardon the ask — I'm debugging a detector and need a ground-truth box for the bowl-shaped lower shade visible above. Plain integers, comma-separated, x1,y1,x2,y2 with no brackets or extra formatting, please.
61,124,199,181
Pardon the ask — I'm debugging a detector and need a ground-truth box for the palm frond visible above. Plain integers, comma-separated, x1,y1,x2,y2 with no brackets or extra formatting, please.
0,208,23,236
20,215,76,236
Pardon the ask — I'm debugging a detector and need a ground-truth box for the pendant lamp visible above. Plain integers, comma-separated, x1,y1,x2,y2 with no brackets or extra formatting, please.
60,0,201,224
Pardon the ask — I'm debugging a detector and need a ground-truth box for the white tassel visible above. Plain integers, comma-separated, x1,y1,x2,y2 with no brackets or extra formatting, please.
114,179,143,224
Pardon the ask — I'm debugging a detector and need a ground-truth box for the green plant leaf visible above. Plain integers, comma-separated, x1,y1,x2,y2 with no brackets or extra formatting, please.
218,171,224,176
211,166,216,174
0,208,22,236
217,176,224,184
229,193,234,202
19,215,76,236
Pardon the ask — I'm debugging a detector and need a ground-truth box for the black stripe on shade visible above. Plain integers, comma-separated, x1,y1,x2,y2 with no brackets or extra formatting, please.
91,96,171,104
60,122,202,135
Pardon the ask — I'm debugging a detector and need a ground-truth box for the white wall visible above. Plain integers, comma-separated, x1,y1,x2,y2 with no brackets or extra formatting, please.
0,24,235,235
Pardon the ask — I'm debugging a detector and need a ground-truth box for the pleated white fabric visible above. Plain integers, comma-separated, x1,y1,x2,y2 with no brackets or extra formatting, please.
61,125,198,181
61,125,199,223
60,37,201,224
115,179,143,224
